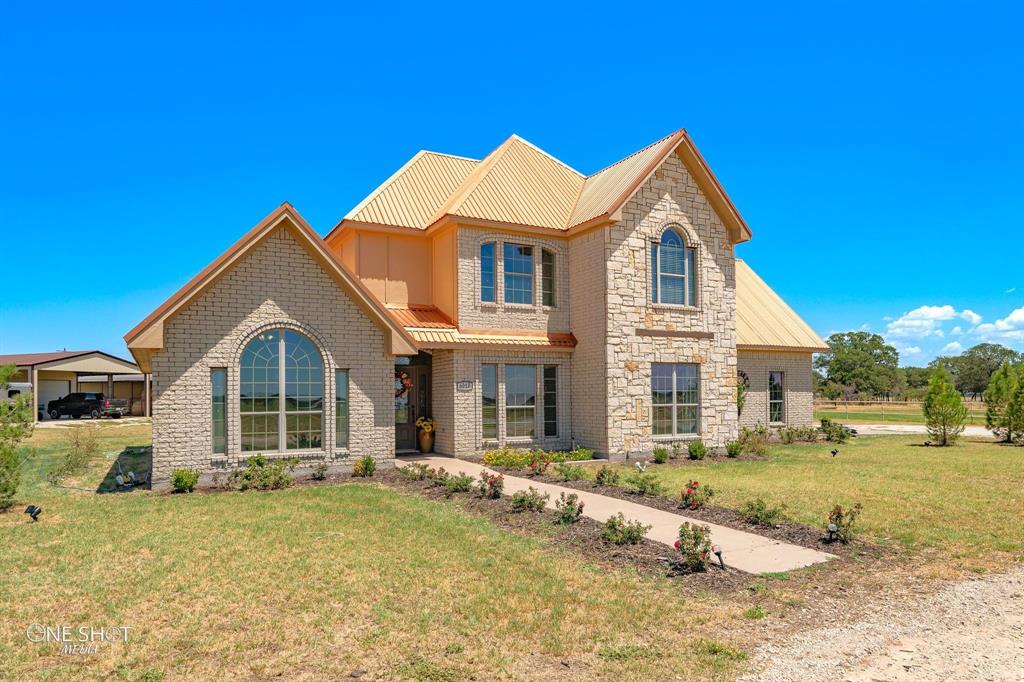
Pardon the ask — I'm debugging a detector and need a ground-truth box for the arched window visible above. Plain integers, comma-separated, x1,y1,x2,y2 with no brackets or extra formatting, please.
240,329,324,452
651,228,696,306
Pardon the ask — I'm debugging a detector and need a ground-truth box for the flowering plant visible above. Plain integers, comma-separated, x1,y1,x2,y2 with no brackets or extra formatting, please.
477,471,504,499
679,479,714,510
674,522,712,572
527,450,551,475
415,416,436,433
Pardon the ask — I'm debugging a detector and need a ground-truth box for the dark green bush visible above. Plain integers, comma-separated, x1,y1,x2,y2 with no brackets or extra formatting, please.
229,454,299,491
601,513,651,545
553,462,586,481
725,440,743,458
554,492,584,524
595,465,621,486
740,498,786,527
652,447,669,464
687,440,707,460
171,468,200,493
510,486,549,512
311,462,329,481
444,472,474,495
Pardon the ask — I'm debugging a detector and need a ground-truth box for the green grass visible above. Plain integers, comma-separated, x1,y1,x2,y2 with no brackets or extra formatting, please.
814,403,987,425
611,435,1024,561
0,423,748,681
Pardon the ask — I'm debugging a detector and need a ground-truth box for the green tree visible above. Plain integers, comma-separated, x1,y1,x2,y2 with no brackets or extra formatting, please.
903,367,931,390
934,343,1021,397
1,364,36,510
1004,379,1024,444
923,367,968,446
984,362,1020,442
814,332,901,398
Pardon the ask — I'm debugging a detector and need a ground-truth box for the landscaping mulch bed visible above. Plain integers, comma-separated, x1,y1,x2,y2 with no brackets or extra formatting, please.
493,469,890,561
375,470,752,592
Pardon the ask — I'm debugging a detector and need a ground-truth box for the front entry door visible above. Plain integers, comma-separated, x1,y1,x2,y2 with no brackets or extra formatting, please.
395,365,431,450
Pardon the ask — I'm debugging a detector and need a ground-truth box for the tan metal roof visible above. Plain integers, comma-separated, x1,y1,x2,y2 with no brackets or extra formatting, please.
736,260,828,352
569,131,681,226
346,151,479,228
331,129,751,242
406,328,576,350
385,304,456,329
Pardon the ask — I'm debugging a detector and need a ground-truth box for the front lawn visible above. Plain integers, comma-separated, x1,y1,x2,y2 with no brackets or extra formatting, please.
1,423,748,681
604,436,1024,564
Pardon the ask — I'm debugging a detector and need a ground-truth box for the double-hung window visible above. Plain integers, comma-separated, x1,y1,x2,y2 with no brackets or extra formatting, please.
480,242,496,303
769,371,785,423
505,364,536,438
651,229,696,306
503,243,533,304
651,363,700,435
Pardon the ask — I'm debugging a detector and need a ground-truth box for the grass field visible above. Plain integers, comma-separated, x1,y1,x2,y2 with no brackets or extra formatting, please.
604,435,1024,563
814,402,987,425
1,423,750,681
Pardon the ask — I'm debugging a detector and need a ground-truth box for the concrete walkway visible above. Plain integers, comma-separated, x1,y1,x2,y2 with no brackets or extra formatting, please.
400,455,835,574
852,423,993,437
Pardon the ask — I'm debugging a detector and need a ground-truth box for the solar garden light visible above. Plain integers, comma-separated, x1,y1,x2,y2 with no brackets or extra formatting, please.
831,449,839,457
712,544,725,569
24,505,42,522
827,522,839,542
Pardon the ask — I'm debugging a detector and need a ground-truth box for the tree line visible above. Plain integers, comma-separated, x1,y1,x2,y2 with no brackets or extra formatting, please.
814,331,1021,401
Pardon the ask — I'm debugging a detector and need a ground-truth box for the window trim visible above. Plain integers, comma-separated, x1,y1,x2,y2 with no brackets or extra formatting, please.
651,362,701,437
651,227,697,307
768,370,786,424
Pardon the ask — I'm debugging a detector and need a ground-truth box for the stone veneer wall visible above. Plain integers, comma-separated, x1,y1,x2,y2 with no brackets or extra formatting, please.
431,348,572,456
456,227,570,332
602,153,739,457
737,350,815,429
151,227,395,485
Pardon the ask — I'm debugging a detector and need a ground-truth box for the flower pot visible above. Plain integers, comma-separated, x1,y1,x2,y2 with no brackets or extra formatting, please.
418,429,435,453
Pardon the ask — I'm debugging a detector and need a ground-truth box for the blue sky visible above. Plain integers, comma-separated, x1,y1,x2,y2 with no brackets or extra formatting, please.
2,1,1022,366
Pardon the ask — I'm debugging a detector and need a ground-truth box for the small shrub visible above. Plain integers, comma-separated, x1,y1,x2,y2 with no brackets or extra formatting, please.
352,455,376,478
444,472,474,496
687,440,707,460
477,471,504,499
601,512,651,545
481,447,532,469
725,440,743,458
510,486,549,512
739,498,786,527
311,462,329,481
554,492,584,524
527,450,552,476
229,454,299,491
739,426,770,455
779,426,818,443
627,464,666,496
825,502,863,543
819,418,852,444
674,522,713,572
171,468,200,493
50,426,99,481
679,479,714,510
594,464,621,486
427,467,450,486
743,606,767,620
565,446,596,461
399,462,429,481
553,461,586,481
652,447,669,464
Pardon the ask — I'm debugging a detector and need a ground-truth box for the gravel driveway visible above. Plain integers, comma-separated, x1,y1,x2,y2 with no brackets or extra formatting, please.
742,567,1024,681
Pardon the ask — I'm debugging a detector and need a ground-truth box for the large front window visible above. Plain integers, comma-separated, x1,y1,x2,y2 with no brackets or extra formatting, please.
652,363,700,435
651,229,696,306
503,243,534,304
505,364,536,438
240,329,324,452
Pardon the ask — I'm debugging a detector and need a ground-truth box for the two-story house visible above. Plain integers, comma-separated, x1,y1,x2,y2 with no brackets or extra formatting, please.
126,130,827,483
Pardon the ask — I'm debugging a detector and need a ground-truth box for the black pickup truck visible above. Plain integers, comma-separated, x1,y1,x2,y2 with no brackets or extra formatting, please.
47,393,130,420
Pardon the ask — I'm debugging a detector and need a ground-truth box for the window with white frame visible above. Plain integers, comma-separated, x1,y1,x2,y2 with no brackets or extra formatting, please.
240,329,324,452
503,243,534,304
651,228,696,306
769,371,785,423
505,364,536,438
480,242,496,303
651,363,700,435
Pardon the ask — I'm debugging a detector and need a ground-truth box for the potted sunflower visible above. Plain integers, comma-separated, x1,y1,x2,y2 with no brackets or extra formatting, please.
415,416,436,453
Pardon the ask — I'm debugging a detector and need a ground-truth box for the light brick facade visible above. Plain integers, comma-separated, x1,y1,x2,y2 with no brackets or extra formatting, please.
150,227,394,485
737,350,816,429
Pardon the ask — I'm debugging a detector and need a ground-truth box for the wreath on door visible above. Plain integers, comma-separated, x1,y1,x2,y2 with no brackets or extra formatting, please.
395,370,413,398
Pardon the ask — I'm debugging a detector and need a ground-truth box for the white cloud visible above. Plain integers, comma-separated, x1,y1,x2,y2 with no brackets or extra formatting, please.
975,306,1024,342
951,326,963,335
886,305,979,339
960,309,982,325
941,341,964,355
859,323,871,331
1006,287,1017,294
901,346,922,355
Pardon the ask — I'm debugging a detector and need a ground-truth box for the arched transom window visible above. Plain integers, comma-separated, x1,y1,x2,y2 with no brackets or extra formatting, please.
240,329,324,452
651,228,697,306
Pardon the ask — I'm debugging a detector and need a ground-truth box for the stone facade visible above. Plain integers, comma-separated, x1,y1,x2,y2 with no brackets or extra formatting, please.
737,350,815,429
601,153,739,457
151,227,394,485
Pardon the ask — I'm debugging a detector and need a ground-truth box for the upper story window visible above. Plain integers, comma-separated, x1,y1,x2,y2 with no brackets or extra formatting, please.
541,249,555,307
480,242,496,303
503,243,533,304
651,228,696,306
